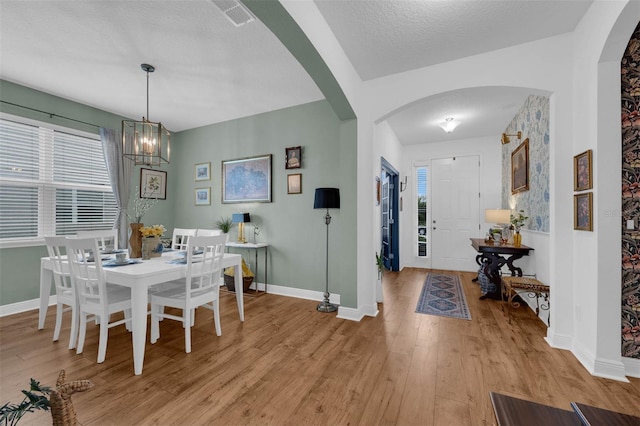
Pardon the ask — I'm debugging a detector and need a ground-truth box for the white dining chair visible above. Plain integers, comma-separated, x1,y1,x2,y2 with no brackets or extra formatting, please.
76,229,118,252
195,228,223,237
171,228,196,250
65,237,132,363
150,234,226,353
44,236,78,350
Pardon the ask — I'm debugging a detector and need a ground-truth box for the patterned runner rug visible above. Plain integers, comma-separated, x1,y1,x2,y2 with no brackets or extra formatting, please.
415,273,472,320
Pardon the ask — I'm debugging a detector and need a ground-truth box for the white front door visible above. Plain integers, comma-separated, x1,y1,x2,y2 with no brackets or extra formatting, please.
431,155,480,271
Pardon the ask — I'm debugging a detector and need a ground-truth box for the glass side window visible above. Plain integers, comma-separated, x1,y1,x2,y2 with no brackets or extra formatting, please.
417,166,427,257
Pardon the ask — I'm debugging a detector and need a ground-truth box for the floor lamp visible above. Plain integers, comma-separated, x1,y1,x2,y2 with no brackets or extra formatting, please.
314,188,340,313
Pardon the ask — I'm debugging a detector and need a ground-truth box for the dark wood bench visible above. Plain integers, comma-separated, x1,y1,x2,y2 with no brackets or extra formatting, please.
490,392,640,426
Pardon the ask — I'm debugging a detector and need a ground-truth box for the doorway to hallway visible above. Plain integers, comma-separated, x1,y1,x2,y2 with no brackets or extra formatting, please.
381,158,399,271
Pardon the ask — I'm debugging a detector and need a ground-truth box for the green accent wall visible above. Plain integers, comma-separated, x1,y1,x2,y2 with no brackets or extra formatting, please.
0,81,358,309
172,100,357,307
0,80,175,305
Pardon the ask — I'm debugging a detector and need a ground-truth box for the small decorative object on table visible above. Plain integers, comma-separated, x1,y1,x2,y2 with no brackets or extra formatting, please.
510,210,528,247
215,216,234,234
140,224,166,259
127,187,159,258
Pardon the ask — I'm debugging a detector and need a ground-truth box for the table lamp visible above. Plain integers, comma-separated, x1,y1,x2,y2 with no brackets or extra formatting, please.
484,209,510,241
232,213,250,243
314,188,340,313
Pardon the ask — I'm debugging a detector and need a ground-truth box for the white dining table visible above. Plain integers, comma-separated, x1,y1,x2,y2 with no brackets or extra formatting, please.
39,251,244,375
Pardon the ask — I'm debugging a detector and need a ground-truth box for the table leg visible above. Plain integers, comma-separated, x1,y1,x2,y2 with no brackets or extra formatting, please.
39,260,52,329
264,246,268,293
234,261,244,322
130,284,148,375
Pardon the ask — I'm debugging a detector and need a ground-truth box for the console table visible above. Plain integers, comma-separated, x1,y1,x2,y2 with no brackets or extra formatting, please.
470,238,534,300
225,242,269,294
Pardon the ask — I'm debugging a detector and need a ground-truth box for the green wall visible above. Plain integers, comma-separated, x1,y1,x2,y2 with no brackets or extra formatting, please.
0,80,174,305
172,100,357,307
0,81,358,309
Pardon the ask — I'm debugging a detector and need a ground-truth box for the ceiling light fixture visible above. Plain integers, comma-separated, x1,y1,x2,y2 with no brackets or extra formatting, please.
501,131,522,145
438,117,461,133
122,64,170,167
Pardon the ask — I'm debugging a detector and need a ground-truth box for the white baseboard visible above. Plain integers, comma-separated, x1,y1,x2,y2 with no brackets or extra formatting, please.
622,356,640,378
0,296,55,317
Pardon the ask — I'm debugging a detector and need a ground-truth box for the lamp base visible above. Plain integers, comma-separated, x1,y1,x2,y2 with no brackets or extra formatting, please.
317,300,337,313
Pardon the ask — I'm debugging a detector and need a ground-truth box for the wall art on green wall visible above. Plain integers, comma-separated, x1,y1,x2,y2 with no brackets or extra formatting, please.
221,154,272,203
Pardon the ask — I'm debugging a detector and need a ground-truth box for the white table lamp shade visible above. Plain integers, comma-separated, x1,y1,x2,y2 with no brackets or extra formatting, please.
485,209,510,224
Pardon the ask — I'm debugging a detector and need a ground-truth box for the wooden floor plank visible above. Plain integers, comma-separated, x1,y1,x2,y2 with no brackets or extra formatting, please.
2,269,639,425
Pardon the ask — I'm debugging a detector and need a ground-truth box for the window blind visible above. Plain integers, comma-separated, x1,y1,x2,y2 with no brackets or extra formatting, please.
0,117,117,243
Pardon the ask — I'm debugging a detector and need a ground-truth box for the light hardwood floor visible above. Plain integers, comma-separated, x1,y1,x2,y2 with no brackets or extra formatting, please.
2,268,639,425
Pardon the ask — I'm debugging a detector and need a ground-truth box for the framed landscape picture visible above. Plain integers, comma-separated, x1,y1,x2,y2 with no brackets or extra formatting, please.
574,192,593,231
574,149,592,191
511,138,529,194
140,168,167,199
195,187,211,206
221,154,272,203
195,162,211,181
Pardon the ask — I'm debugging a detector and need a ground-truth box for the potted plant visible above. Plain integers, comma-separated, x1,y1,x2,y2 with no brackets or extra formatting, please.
0,379,50,426
140,224,166,259
215,217,234,234
510,210,528,247
375,251,385,303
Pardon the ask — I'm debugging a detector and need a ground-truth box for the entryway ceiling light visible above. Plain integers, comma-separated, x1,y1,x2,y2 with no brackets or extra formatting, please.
438,117,461,133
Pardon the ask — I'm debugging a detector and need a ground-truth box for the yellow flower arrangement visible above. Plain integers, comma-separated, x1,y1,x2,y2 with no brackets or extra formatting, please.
139,224,166,238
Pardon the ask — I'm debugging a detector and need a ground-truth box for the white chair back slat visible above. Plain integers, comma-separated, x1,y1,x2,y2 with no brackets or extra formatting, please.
172,228,197,251
65,237,108,310
195,229,223,237
185,235,226,295
76,230,118,252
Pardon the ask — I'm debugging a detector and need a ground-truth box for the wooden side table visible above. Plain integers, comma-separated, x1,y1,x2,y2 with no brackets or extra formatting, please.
501,276,550,325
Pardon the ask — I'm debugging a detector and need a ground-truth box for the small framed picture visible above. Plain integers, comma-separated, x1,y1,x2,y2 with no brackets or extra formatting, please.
511,138,529,194
140,168,167,199
285,146,302,169
287,173,302,194
195,162,211,181
574,192,593,231
574,149,592,191
195,187,211,206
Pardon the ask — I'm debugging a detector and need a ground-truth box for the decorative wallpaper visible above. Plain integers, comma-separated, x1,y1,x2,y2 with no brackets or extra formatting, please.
501,95,550,233
621,21,640,359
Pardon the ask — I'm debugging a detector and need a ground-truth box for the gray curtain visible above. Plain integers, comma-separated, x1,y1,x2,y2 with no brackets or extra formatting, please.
100,127,132,249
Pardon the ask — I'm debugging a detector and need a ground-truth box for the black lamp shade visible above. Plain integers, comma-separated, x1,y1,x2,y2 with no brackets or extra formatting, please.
314,188,340,209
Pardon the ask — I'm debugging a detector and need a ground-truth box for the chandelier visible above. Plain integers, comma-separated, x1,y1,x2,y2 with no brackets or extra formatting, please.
122,64,170,166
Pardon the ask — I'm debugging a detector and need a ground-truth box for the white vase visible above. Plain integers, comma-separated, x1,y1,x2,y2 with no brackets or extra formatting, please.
376,275,383,303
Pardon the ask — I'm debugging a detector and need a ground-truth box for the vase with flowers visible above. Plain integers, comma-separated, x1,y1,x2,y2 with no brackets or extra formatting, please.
140,224,166,260
127,187,159,258
510,210,528,247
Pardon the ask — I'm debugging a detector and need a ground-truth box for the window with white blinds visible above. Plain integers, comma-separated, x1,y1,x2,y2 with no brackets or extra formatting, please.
0,116,117,244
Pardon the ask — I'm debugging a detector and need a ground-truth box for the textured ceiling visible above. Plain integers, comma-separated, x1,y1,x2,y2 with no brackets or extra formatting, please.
0,0,594,143
314,0,593,81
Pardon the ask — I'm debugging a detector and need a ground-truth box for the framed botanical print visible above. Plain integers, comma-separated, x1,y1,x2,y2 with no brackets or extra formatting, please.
574,192,593,231
140,168,167,199
574,149,593,191
511,138,529,194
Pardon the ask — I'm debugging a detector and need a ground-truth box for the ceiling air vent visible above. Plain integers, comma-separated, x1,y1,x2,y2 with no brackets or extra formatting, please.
212,0,255,27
